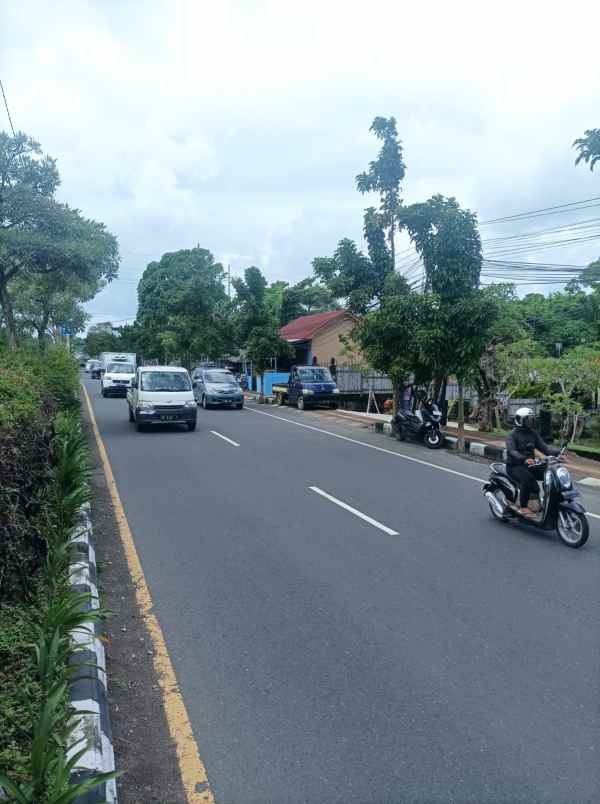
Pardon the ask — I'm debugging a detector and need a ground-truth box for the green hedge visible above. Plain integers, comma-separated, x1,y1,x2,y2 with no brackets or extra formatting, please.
0,346,80,604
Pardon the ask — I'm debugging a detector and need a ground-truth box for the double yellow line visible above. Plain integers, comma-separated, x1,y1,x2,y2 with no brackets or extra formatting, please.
82,384,215,804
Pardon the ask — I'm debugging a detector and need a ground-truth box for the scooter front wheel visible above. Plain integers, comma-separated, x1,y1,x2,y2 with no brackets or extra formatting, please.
557,509,589,549
425,429,443,449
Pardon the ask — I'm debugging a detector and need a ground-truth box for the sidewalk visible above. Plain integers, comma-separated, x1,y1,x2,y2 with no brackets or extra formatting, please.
331,409,600,486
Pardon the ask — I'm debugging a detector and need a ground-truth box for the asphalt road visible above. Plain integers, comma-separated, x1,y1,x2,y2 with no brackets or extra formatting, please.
83,377,600,804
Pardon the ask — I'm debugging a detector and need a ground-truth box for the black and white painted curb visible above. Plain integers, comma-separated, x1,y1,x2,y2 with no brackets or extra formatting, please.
373,420,507,460
69,501,118,803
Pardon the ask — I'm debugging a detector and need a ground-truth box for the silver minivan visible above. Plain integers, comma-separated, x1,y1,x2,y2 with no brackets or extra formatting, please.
192,369,244,409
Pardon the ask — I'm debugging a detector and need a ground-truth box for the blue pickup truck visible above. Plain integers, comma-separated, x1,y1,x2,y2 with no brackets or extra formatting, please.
271,365,340,410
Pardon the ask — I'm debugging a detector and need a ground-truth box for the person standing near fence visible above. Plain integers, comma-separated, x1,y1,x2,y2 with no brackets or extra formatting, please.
329,357,337,380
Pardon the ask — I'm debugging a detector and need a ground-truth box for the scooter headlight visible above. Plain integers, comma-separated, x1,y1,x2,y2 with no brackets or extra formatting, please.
556,466,572,490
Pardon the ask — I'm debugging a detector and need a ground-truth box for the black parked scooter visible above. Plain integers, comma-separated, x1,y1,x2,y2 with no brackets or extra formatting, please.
393,398,443,449
482,449,589,548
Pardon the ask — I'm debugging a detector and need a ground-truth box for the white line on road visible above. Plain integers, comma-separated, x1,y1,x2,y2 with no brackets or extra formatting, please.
210,431,240,447
247,407,600,521
309,486,399,536
246,407,482,482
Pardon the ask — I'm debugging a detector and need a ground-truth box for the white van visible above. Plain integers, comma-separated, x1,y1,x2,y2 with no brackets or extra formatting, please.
101,360,136,397
127,366,197,432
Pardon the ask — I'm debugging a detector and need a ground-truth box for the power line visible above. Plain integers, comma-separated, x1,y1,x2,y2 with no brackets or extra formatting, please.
479,196,600,226
0,79,16,136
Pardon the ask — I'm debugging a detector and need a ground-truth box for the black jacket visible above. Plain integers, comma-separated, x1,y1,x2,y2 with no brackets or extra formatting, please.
506,427,560,466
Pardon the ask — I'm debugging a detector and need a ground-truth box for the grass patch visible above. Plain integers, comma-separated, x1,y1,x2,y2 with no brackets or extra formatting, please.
0,599,43,785
569,442,600,460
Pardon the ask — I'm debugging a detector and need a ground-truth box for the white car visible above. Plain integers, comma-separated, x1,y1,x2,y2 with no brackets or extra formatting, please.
101,361,136,398
127,366,197,432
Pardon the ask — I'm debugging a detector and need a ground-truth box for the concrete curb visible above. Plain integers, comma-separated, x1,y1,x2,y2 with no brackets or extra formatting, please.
68,501,118,804
373,421,506,461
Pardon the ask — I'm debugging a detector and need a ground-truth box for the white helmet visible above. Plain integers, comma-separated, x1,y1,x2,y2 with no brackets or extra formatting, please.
514,406,535,429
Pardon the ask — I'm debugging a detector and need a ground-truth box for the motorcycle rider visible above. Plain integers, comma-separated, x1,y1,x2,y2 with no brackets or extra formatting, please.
506,407,561,517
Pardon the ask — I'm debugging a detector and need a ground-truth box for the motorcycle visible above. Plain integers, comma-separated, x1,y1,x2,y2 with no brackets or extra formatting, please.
482,449,589,548
393,398,443,449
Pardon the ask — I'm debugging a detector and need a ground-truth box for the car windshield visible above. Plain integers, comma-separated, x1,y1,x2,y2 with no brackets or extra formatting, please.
205,371,235,384
298,368,333,383
108,363,134,374
140,371,191,392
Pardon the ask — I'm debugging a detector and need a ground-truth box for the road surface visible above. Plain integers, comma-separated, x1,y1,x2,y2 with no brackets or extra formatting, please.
83,378,600,804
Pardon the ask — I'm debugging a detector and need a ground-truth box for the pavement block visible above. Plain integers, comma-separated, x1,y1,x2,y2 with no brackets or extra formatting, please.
468,442,487,457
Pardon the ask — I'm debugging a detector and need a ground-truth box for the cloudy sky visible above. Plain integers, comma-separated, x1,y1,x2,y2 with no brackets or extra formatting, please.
3,1,600,326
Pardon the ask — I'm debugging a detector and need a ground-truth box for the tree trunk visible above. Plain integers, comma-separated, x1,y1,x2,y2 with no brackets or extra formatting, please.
37,313,50,350
393,381,402,415
457,382,465,452
0,274,18,350
259,370,265,403
477,344,498,432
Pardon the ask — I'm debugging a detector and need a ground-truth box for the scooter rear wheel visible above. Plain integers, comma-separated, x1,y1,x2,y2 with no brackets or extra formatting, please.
557,510,589,549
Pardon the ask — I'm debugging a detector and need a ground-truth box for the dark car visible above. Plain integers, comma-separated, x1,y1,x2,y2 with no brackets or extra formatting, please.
192,369,244,409
271,365,340,410
89,360,102,378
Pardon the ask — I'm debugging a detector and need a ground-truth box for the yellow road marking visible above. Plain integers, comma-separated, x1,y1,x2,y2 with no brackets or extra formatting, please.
81,383,215,804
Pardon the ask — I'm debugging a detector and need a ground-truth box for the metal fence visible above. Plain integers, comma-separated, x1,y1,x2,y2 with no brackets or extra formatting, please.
335,368,393,394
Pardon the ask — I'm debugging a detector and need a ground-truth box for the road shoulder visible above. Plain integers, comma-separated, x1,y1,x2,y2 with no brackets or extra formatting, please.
82,401,188,804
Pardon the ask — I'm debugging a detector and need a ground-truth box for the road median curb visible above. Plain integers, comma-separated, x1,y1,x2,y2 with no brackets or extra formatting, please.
68,500,118,804
373,420,506,460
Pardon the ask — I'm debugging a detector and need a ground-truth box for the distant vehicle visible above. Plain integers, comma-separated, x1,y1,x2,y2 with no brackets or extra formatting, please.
101,361,136,397
88,359,103,378
127,366,197,432
99,352,137,377
85,359,100,373
192,368,244,409
272,365,340,410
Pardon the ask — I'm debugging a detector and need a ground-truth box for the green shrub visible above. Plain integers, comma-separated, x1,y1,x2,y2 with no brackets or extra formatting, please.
0,346,80,604
0,602,43,785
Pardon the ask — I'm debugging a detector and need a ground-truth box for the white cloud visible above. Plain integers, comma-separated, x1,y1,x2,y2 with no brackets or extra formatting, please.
3,0,600,322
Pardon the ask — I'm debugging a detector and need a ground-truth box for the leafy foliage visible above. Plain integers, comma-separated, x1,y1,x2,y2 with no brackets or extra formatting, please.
401,195,482,299
574,128,600,172
0,346,79,603
0,413,119,800
0,131,119,349
137,247,232,363
356,116,406,263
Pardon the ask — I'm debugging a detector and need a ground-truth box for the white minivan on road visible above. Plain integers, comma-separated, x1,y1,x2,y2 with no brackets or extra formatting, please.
127,366,197,432
101,361,136,397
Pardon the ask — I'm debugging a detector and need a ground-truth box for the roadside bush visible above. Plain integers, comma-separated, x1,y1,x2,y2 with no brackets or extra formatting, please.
0,413,118,801
0,345,80,603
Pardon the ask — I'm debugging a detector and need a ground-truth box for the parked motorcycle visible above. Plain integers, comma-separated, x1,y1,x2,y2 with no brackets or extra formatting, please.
482,449,589,548
393,398,443,449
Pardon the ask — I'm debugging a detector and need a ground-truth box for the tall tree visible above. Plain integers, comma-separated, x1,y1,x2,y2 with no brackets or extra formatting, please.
0,132,119,349
11,271,95,345
356,117,406,266
137,247,231,364
574,128,600,172
356,278,433,409
472,283,530,431
279,278,339,326
232,266,269,343
313,211,397,314
401,195,487,449
401,195,482,299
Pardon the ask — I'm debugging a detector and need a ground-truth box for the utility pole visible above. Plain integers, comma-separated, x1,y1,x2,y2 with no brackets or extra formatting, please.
227,264,231,298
